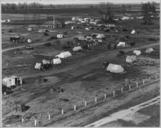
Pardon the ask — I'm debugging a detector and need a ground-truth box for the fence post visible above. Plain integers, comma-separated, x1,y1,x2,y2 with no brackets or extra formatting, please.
39,113,42,119
73,105,77,111
21,116,24,123
112,90,115,97
61,109,64,115
155,75,158,79
84,101,87,107
128,84,131,90
50,88,54,94
121,87,124,93
136,82,139,88
34,119,37,127
48,112,51,120
3,92,6,96
104,94,107,99
142,79,145,85
15,104,18,112
125,78,129,86
20,83,23,90
94,97,97,103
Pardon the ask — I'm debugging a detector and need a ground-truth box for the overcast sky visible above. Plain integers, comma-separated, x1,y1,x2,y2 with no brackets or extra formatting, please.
1,0,160,4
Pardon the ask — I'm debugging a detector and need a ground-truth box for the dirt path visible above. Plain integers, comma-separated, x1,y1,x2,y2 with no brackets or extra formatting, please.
86,96,159,127
21,42,159,79
2,33,159,53
2,34,78,53
45,80,159,127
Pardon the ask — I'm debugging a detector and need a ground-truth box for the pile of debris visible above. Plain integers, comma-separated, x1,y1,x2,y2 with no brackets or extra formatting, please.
132,58,156,66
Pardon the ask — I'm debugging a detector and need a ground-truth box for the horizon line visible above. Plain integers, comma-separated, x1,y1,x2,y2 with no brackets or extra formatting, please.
1,2,160,5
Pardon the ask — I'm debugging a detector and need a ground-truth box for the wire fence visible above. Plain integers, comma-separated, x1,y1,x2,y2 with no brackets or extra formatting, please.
7,72,160,127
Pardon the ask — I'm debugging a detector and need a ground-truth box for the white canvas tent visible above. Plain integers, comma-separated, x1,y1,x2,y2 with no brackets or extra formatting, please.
71,26,75,30
27,39,32,43
98,39,103,43
145,48,154,53
131,29,136,34
57,34,63,39
72,46,82,52
96,34,105,39
121,16,130,20
27,27,32,31
7,19,11,23
56,51,72,59
117,42,126,47
38,29,46,33
34,63,42,70
85,27,90,31
133,50,141,56
137,16,143,19
77,35,85,41
42,59,50,64
52,58,62,65
1,20,6,23
126,55,136,63
106,64,124,73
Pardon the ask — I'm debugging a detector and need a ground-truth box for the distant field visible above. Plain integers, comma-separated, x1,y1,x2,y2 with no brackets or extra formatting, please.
2,7,160,127
2,13,74,21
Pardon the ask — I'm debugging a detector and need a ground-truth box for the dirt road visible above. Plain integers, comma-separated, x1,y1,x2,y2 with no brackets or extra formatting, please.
2,34,77,53
86,95,160,127
45,80,159,127
2,34,159,53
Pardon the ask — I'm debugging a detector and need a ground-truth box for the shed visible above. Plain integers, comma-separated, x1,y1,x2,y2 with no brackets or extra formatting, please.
3,76,22,88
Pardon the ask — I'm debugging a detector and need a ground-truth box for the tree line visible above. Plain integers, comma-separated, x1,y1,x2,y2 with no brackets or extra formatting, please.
98,2,158,25
2,2,158,25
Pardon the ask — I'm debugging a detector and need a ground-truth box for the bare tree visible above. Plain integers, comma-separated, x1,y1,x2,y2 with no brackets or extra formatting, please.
98,3,115,24
121,5,127,15
142,2,157,25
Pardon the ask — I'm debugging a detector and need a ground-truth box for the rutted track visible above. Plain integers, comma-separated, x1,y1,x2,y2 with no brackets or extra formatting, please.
44,79,159,127
85,95,160,127
20,42,159,79
2,34,159,53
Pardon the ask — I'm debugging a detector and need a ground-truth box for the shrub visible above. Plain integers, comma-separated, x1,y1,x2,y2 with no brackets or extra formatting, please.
44,32,49,36
44,42,52,47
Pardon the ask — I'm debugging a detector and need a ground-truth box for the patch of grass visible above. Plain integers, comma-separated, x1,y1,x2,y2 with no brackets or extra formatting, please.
44,42,52,47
